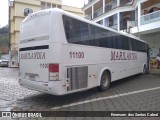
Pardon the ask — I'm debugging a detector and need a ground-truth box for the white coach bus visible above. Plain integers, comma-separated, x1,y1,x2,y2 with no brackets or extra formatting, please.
19,8,149,95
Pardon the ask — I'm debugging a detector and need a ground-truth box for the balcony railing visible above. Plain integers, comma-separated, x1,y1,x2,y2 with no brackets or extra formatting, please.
105,5,112,13
110,24,118,30
93,7,103,18
85,15,92,20
120,0,132,6
105,1,117,13
127,20,137,28
141,10,160,25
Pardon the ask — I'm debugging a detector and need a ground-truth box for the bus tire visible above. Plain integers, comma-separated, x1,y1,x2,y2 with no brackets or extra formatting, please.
142,65,147,75
99,71,111,91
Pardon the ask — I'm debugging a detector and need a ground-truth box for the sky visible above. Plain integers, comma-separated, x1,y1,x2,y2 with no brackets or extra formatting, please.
0,0,87,28
63,0,87,8
0,0,9,27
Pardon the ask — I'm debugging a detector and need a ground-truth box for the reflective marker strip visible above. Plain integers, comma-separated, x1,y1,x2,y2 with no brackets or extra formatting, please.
51,86,160,110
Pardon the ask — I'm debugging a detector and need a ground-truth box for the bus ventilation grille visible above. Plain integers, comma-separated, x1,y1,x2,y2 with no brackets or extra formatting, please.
67,66,88,91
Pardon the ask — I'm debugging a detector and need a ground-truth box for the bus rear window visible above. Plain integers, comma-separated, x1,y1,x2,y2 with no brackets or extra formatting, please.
20,13,50,41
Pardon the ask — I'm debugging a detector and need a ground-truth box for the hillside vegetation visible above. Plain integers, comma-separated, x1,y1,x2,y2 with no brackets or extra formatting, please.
0,25,9,55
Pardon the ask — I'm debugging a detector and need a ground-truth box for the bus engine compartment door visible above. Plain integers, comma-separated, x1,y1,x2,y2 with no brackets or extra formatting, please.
67,66,88,91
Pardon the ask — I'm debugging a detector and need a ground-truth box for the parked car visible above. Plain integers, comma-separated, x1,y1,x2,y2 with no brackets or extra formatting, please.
0,59,9,67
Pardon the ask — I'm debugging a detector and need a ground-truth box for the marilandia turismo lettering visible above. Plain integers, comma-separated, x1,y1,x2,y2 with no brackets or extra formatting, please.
20,52,45,59
111,51,137,60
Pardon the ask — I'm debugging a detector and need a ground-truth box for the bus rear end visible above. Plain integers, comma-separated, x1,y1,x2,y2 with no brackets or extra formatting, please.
19,9,63,95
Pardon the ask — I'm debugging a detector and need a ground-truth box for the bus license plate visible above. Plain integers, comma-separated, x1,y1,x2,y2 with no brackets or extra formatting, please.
29,75,35,80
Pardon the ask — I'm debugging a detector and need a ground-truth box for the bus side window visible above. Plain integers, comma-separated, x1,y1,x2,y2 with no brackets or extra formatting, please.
90,25,100,46
122,38,129,50
142,42,147,52
80,22,90,45
65,21,70,39
131,38,136,51
117,35,123,49
107,37,113,48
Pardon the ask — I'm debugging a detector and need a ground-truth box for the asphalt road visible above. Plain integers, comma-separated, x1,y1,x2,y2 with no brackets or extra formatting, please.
0,67,160,120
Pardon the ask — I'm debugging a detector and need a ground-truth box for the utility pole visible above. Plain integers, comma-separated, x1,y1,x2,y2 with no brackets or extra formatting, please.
8,0,11,66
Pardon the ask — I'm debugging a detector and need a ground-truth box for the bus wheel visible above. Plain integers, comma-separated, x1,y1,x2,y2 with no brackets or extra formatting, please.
142,65,147,75
99,71,111,91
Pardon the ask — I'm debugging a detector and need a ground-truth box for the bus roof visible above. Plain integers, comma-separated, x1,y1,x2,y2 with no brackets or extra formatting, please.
24,8,148,44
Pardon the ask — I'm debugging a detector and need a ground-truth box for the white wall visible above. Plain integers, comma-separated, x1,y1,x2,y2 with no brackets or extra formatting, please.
141,32,160,57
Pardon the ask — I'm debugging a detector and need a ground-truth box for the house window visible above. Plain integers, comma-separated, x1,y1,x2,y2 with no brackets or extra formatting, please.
47,3,51,9
105,14,117,30
57,5,61,9
52,4,56,8
41,2,46,10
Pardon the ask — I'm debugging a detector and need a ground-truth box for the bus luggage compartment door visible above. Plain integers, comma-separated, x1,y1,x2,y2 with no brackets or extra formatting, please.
67,66,88,91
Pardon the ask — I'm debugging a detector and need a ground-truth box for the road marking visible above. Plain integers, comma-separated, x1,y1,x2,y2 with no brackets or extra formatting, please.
51,86,160,110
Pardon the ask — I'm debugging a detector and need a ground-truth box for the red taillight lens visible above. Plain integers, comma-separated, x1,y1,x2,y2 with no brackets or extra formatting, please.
49,64,59,81
49,64,59,72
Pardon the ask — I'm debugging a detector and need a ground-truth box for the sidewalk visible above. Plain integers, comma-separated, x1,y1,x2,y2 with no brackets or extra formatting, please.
150,65,160,75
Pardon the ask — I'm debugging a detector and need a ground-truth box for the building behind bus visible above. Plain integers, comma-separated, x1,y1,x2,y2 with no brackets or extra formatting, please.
82,0,160,62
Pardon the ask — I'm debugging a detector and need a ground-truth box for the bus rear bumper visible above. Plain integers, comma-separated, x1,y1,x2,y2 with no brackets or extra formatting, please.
19,79,65,95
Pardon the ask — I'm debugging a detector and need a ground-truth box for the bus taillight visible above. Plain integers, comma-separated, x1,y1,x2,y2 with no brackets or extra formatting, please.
49,64,59,81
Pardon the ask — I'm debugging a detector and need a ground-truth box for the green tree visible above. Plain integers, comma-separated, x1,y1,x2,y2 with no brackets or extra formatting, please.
0,25,9,54
0,25,9,34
